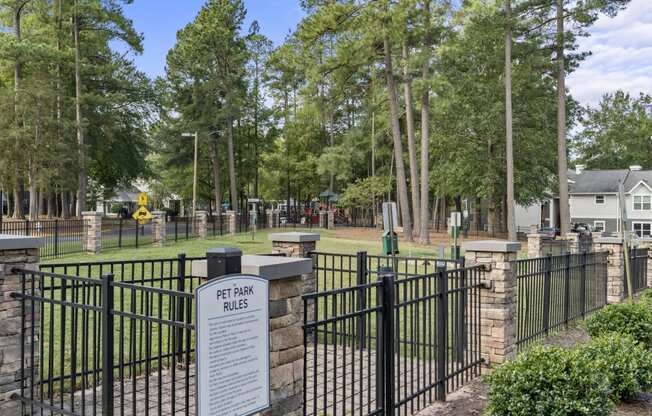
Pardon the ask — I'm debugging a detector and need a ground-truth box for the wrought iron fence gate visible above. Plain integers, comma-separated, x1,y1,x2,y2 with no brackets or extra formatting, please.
304,254,485,416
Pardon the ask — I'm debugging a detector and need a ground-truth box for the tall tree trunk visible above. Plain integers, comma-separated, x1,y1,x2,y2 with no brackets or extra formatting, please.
13,4,24,220
73,2,87,216
402,42,420,233
556,0,570,234
383,34,413,241
419,0,431,244
13,187,23,219
505,0,517,241
62,191,71,218
209,138,223,216
226,116,238,212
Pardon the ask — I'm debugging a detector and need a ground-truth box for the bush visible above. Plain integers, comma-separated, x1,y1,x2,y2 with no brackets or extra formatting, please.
639,289,652,307
578,334,652,401
485,346,613,416
586,302,652,349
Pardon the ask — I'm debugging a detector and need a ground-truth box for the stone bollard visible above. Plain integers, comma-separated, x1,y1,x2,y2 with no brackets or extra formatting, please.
267,209,275,229
196,210,208,239
226,210,237,235
564,232,581,254
594,237,625,304
327,210,335,229
319,211,328,229
193,251,311,416
82,211,102,255
463,240,520,366
152,211,166,247
526,233,544,258
0,235,44,414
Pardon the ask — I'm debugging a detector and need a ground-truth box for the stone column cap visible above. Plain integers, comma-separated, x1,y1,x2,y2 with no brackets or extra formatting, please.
268,232,320,243
0,234,45,250
595,237,624,245
81,211,103,217
191,255,312,280
207,247,243,257
195,210,208,215
463,240,521,253
526,233,545,238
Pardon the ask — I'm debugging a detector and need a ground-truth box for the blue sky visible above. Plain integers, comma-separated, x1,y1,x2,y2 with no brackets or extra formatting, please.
119,0,304,79
119,0,651,108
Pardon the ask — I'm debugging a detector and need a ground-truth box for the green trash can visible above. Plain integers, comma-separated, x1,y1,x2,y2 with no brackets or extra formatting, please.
381,230,399,255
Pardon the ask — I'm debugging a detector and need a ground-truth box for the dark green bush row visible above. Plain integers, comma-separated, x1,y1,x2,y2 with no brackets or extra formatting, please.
486,298,652,415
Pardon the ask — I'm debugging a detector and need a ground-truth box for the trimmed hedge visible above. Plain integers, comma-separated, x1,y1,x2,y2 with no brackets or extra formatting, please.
577,334,652,402
485,346,613,416
585,302,652,349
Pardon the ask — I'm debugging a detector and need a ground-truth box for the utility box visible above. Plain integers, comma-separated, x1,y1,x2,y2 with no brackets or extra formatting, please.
206,247,242,280
381,230,399,255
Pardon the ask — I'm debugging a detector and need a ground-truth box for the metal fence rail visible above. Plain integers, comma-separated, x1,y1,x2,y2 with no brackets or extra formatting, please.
303,265,484,416
310,251,463,292
102,218,153,250
627,247,649,295
515,251,608,350
166,216,199,242
208,213,227,237
0,219,86,259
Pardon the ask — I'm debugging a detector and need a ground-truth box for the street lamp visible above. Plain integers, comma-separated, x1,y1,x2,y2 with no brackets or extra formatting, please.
181,132,198,216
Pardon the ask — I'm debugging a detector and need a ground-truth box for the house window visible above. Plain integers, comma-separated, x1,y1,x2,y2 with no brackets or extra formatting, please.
595,195,605,205
593,221,605,232
633,222,652,238
633,195,651,211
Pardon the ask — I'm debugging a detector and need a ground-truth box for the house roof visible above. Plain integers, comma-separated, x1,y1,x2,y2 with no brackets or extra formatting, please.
624,170,652,193
568,170,629,194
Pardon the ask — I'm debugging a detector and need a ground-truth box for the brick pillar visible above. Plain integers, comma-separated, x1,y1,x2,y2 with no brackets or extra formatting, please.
527,233,544,258
270,232,319,293
463,240,520,366
0,235,44,414
152,211,166,247
319,211,327,228
564,232,581,253
196,210,208,239
82,211,102,254
327,210,335,229
595,237,625,304
267,209,275,229
226,210,237,235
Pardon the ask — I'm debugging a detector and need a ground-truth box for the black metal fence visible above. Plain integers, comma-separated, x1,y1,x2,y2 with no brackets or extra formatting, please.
515,251,609,350
310,251,463,292
304,264,484,416
0,219,86,259
12,256,205,415
208,213,227,237
102,217,153,250
166,215,199,242
627,247,649,295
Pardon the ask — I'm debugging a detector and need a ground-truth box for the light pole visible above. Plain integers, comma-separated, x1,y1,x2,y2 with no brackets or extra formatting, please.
182,132,198,216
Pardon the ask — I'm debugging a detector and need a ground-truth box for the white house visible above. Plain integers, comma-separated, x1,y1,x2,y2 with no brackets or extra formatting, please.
568,165,652,237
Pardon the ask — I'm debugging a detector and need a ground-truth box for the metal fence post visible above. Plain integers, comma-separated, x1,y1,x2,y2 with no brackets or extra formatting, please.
101,273,115,416
543,254,552,335
580,251,587,318
135,219,139,248
563,253,570,326
25,219,30,236
176,253,186,364
118,218,123,248
54,219,59,258
436,268,447,401
377,267,395,415
356,251,368,348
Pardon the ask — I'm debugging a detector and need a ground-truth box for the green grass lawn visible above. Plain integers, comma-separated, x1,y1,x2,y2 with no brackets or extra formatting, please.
44,227,446,264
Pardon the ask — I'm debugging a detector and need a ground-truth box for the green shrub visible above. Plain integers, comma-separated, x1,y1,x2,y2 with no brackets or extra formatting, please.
639,289,652,307
485,346,613,416
578,334,652,401
586,302,652,349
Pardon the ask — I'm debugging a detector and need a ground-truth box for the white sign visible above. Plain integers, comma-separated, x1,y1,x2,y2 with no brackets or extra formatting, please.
196,275,270,416
450,212,462,227
382,202,399,232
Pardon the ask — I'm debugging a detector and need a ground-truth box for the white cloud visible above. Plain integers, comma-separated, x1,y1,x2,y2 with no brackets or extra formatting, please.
567,0,652,108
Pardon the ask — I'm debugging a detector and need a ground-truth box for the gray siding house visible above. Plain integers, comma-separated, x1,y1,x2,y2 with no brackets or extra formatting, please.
568,166,652,238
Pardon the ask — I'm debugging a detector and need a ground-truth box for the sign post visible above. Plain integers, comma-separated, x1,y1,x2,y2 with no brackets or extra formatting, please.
450,212,462,260
195,274,270,416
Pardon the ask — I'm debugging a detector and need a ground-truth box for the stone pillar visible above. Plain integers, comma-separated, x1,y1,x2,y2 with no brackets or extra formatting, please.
564,232,581,253
463,240,520,366
270,232,319,293
196,210,208,239
82,211,102,255
327,210,335,229
152,211,166,247
226,210,237,235
319,211,328,229
274,210,281,227
594,237,625,304
527,233,544,258
0,235,44,414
